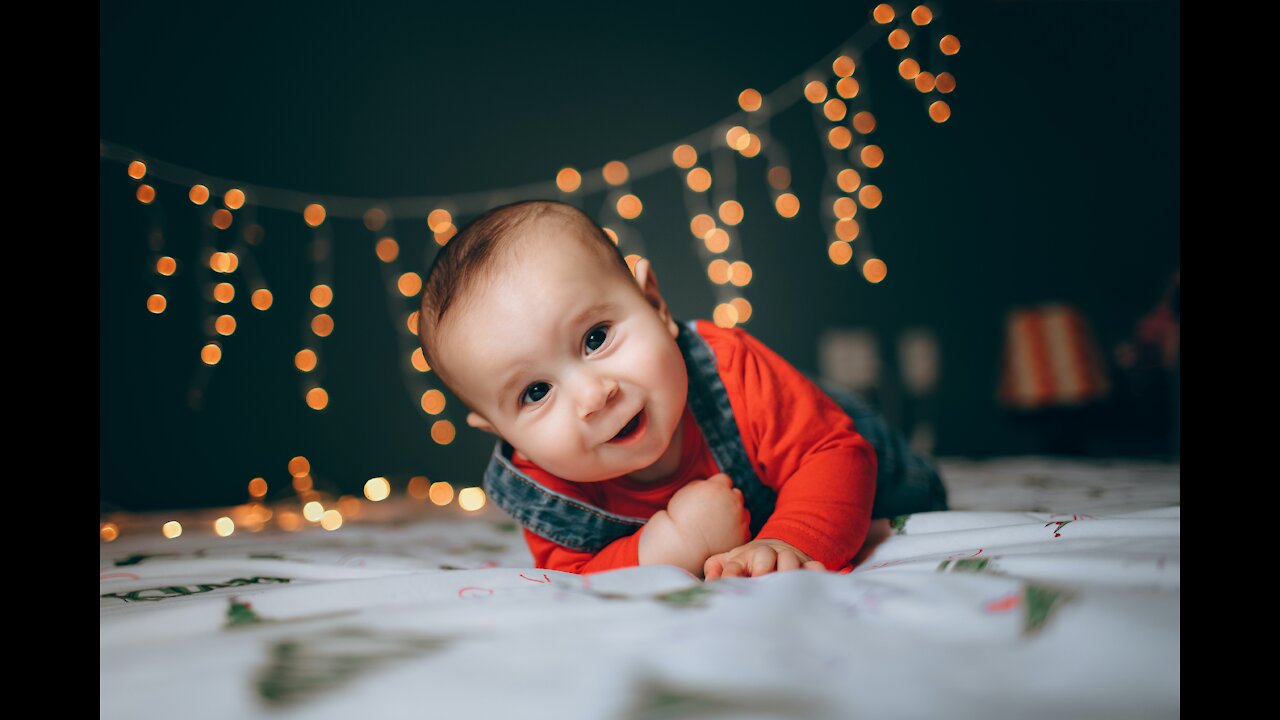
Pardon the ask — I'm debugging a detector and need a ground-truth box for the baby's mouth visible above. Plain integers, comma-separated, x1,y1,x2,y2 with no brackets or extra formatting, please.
609,409,644,442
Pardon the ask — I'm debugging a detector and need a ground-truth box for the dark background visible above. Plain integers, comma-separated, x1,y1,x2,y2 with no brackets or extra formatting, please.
100,1,1180,512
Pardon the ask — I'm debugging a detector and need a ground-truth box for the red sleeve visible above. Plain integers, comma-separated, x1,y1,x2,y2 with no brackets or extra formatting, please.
524,527,642,575
711,324,876,570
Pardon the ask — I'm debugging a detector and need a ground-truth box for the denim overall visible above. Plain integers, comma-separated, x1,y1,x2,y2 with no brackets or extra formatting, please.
482,319,948,553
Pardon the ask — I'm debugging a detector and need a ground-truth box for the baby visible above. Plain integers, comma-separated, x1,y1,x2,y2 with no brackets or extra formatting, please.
417,200,946,579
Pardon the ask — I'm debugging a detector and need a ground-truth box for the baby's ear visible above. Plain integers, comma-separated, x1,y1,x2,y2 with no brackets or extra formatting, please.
466,412,499,435
632,258,678,339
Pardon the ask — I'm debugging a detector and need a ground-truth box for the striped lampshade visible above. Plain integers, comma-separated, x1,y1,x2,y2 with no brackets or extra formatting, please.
999,304,1109,409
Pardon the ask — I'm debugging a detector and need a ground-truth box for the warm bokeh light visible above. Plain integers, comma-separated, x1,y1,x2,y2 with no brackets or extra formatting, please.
421,389,446,415
828,126,852,149
729,297,753,323
214,282,235,303
101,523,119,542
718,201,744,226
832,55,855,78
837,168,862,193
311,313,334,337
407,311,419,335
431,419,456,445
859,185,884,208
225,252,239,273
829,241,853,265
873,3,895,23
739,88,762,111
913,5,934,24
364,207,387,232
411,348,430,372
292,474,313,492
306,387,329,410
804,80,828,104
556,167,582,192
224,188,246,210
189,184,210,205
214,517,235,537
136,184,156,204
289,456,311,477
686,167,712,192
210,252,230,273
427,209,453,233
617,194,643,219
398,272,422,297
861,145,885,168
741,133,762,158
889,29,910,49
458,486,487,512
853,111,877,134
836,219,861,241
899,58,921,80
249,477,268,497
163,521,182,539
775,193,800,218
215,314,237,336
375,237,399,262
767,166,791,190
864,258,888,283
929,100,952,123
935,72,957,93
201,343,222,365
252,288,273,310
625,254,641,274
127,160,147,179
690,213,716,239
914,71,936,93
834,197,858,220
429,481,455,506
603,160,629,185
321,510,343,531
940,34,961,55
408,476,430,500
603,227,619,244
726,126,750,151
303,501,325,522
364,477,391,502
729,261,753,287
277,512,302,532
672,144,698,168
823,99,847,122
304,204,326,227
435,224,458,245
836,77,860,99
311,285,333,308
713,303,739,328
147,294,167,314
295,349,317,372
704,228,731,254
707,259,732,284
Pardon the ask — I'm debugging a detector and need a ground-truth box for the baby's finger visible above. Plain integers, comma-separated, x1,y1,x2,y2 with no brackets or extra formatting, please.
777,550,802,572
749,546,778,577
803,560,825,572
721,559,746,577
707,473,732,488
704,556,724,580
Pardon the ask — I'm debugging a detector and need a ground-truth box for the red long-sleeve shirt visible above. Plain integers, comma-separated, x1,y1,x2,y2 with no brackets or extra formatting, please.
514,320,876,574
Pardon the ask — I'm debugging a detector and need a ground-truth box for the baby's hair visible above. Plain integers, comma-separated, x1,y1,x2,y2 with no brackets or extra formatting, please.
417,200,633,406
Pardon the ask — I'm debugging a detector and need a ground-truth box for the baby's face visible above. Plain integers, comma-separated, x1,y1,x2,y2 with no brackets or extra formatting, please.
433,219,689,483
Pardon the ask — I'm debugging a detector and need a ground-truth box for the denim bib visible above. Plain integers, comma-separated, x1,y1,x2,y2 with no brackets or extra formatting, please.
481,319,947,553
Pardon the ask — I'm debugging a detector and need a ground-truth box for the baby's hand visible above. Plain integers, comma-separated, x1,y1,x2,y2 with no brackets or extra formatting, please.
703,538,825,580
664,473,752,557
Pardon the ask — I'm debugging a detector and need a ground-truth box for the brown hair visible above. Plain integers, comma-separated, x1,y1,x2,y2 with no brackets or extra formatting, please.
417,200,632,406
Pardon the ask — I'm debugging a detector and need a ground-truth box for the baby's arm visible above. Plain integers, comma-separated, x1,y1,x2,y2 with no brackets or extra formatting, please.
638,473,750,578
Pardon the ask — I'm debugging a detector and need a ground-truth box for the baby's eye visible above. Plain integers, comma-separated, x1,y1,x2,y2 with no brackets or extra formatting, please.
585,324,609,354
520,382,550,406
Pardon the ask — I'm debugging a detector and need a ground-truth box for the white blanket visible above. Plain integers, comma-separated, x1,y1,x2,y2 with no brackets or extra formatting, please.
100,458,1179,719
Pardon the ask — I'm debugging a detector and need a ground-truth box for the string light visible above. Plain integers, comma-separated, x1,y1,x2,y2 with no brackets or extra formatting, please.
603,160,629,185
398,272,422,297
624,254,642,274
767,167,791,190
214,516,235,537
915,72,936,93
224,252,239,272
407,311,419,335
411,348,430,372
775,193,800,218
832,55,855,77
861,145,885,168
100,523,119,542
201,343,222,365
295,349,317,372
935,72,957,93
306,387,329,410
249,477,268,497
704,228,731,253
458,486,486,512
277,512,302,532
162,521,182,539
864,258,888,283
127,161,146,179
363,208,387,231
929,101,952,123
215,314,237,335
738,88,762,111
741,134,762,157
726,126,750,151
407,476,430,500
713,303,739,328
435,224,457,245
320,509,343,531
729,261,753,286
672,145,698,168
616,194,643,219
603,227,619,244
729,297,753,323
690,214,716,239
556,167,581,192
718,201,744,226
311,313,334,337
210,253,230,273
804,80,828,104
940,34,961,55
833,197,858,220
292,474,313,492
836,77,860,99
888,29,910,49
303,501,325,522
224,188,246,210
147,294,167,314
311,285,333,308
912,5,934,24
213,282,234,303
303,204,326,227
853,111,876,134
421,389,446,414
686,167,712,192
251,288,273,310
873,4,895,23
707,259,732,284
829,241,853,265
837,169,862,193
828,127,852,149
899,58,921,80
136,185,156,204
823,99,847,122
189,185,210,205
836,219,861,241
429,481,455,506
289,456,311,477
428,209,453,233
859,185,884,208
364,477,391,502
431,419,456,445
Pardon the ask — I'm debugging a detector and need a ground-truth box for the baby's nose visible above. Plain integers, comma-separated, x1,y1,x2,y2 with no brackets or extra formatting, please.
577,377,619,419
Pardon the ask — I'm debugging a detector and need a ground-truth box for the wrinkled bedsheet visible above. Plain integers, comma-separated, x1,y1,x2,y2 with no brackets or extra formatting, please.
101,457,1179,719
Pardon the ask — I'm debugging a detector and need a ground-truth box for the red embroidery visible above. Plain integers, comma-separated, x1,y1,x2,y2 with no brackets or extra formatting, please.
984,593,1020,613
457,586,494,599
